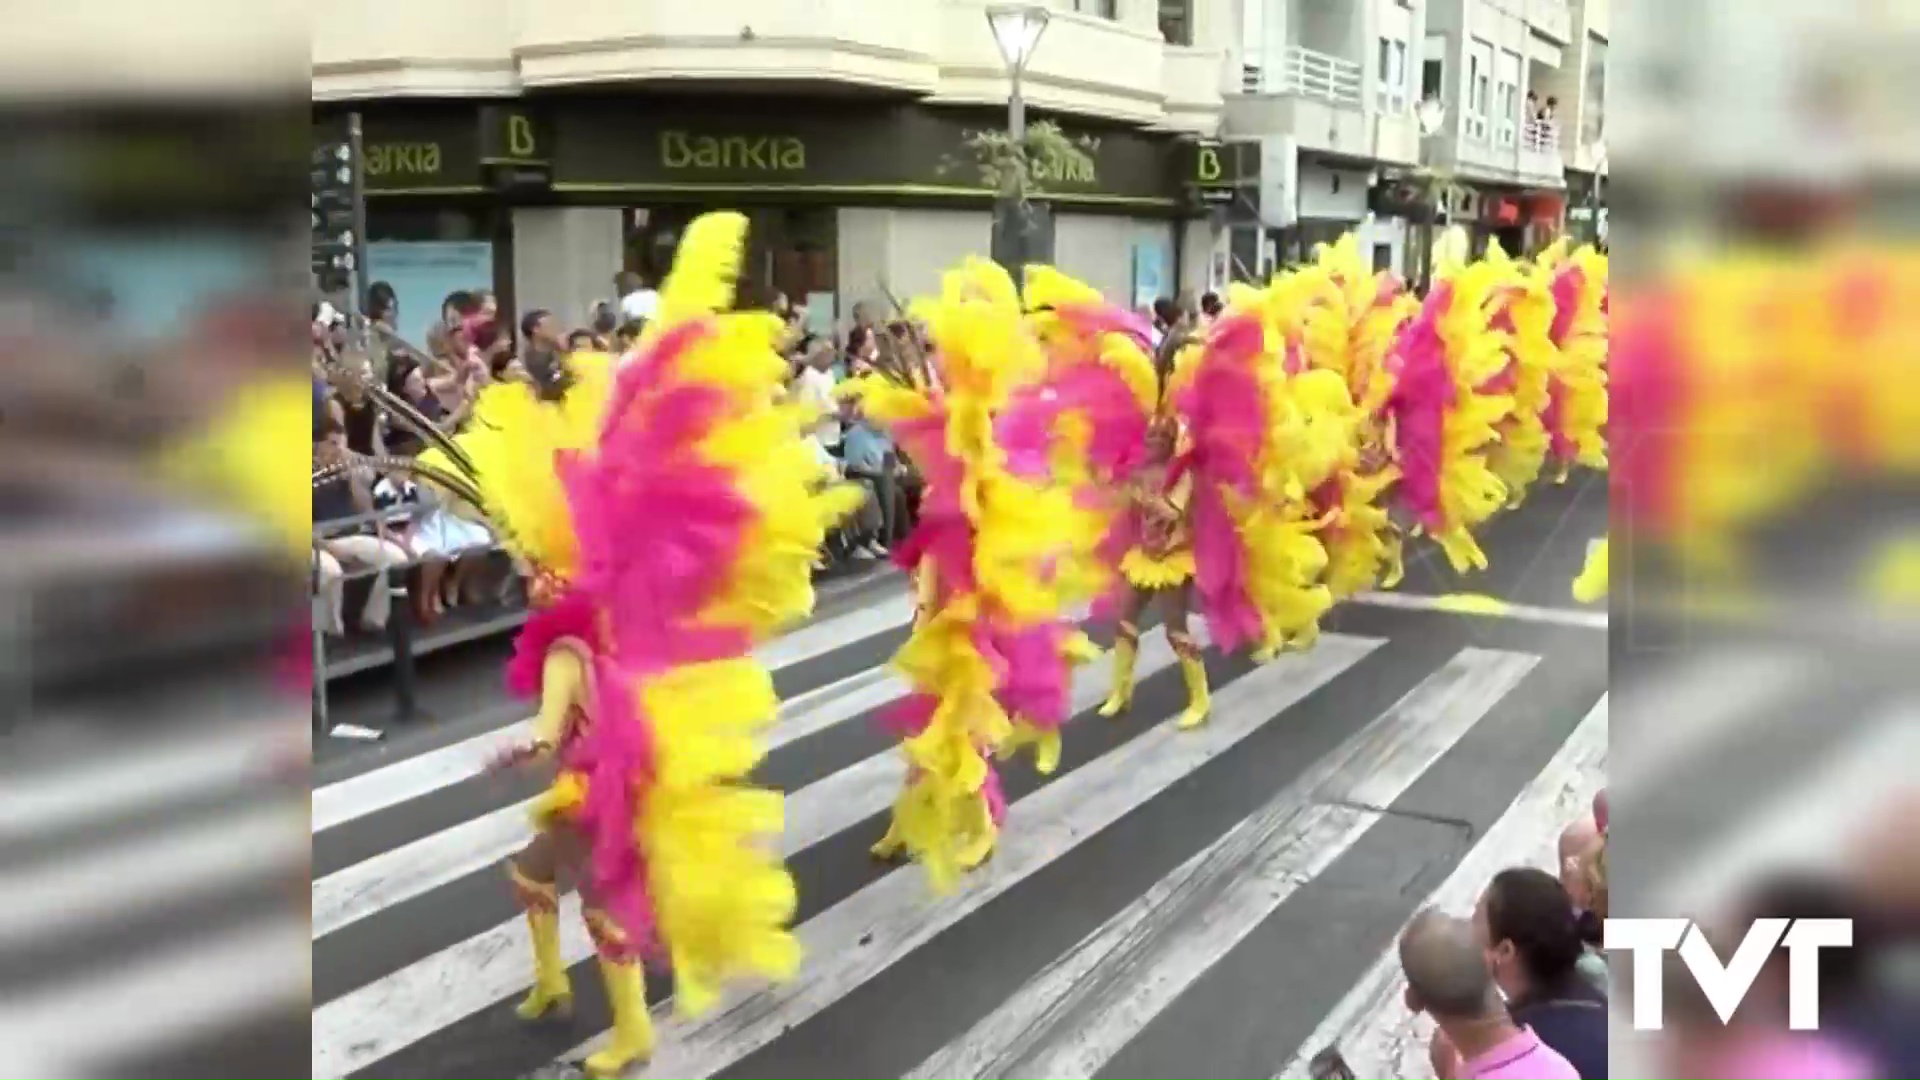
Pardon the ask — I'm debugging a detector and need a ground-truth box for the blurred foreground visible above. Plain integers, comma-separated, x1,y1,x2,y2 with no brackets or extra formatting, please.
1,0,1919,1075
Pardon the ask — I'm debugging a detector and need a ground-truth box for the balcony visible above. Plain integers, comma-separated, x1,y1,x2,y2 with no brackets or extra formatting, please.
1240,45,1363,107
1527,0,1575,45
1227,46,1368,158
1519,118,1564,180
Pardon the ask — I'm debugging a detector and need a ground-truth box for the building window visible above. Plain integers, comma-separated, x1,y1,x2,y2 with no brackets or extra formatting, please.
1070,0,1118,18
1421,33,1446,105
1376,37,1408,113
1495,49,1522,147
1158,0,1192,44
1466,38,1493,142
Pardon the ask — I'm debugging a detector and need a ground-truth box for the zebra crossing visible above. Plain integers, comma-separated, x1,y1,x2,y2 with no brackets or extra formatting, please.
311,578,1613,1080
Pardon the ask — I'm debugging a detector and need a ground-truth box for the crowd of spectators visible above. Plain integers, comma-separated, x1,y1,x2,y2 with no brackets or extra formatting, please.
1310,794,1612,1080
310,279,924,649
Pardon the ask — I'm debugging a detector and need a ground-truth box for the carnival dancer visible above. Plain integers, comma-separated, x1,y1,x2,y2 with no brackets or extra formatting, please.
414,212,859,1076
844,259,1106,887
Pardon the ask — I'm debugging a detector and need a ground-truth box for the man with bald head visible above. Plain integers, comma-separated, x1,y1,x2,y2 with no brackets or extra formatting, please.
1401,909,1579,1080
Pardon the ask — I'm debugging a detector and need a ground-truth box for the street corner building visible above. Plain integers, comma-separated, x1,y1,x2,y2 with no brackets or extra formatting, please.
311,0,1241,345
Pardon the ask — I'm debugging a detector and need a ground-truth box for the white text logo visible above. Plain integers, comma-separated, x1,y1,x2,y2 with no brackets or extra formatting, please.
1605,917,1852,1030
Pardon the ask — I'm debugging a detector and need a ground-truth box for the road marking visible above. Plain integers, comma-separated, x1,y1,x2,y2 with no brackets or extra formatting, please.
0,916,308,1078
2,803,305,948
564,635,1385,1079
0,721,287,848
1277,693,1608,1079
910,648,1540,1080
311,594,915,834
310,637,1190,1078
1352,591,1608,629
313,666,906,940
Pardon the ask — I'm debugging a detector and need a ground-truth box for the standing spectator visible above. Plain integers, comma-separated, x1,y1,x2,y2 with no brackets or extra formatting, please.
1459,869,1608,1080
381,359,447,457
368,280,399,332
312,416,412,636
1400,909,1580,1080
565,328,597,354
616,271,658,325
589,301,619,351
521,309,563,353
1199,291,1223,326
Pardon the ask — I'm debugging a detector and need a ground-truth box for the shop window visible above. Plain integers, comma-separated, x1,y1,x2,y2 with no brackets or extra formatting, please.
366,204,488,243
623,206,837,319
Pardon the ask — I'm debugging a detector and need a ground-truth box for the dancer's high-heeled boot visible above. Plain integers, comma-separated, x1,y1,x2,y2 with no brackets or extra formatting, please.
1098,621,1140,718
507,864,572,1020
582,911,654,1078
1169,630,1211,729
953,787,999,871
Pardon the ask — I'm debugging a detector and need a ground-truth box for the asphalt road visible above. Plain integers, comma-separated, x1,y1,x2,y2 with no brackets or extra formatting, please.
310,476,1617,1080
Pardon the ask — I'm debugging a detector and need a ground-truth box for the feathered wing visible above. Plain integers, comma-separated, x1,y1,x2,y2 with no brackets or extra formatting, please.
1481,244,1555,505
563,211,861,1014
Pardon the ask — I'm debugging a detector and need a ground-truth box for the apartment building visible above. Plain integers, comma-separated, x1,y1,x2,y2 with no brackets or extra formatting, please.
1416,0,1579,253
1191,0,1438,288
312,0,1234,342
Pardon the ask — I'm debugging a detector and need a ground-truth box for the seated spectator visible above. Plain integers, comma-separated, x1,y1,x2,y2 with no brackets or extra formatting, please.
1452,868,1607,1080
844,363,903,552
374,473,491,625
1401,909,1579,1080
312,416,413,636
566,328,597,354
382,359,449,457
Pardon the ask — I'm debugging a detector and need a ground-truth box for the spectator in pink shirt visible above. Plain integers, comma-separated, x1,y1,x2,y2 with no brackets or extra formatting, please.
1400,909,1579,1080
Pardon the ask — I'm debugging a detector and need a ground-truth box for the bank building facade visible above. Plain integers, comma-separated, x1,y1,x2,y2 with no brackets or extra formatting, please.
314,0,1580,343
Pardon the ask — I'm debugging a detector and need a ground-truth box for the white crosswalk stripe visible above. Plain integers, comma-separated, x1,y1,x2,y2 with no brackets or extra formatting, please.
301,582,1625,1080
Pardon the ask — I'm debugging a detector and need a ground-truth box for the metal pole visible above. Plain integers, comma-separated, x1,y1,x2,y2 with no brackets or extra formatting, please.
386,575,417,724
1006,67,1027,288
347,111,371,318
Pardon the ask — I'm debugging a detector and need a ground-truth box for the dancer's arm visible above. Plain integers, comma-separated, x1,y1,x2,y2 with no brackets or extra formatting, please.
490,645,588,771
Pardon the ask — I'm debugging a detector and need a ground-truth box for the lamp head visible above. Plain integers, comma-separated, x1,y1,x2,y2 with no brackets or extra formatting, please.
986,3,1050,73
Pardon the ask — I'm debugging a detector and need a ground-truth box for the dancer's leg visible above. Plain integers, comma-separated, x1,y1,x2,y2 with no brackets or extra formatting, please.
1162,584,1211,729
1098,588,1149,718
576,838,655,1077
506,829,572,1020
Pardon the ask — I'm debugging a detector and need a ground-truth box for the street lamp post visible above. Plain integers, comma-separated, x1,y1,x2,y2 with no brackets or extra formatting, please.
1414,96,1448,294
985,3,1050,286
1587,142,1608,246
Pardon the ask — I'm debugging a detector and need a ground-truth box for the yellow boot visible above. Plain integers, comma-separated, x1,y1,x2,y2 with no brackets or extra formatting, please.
507,866,572,1020
582,913,654,1078
870,813,907,861
1170,632,1211,730
1097,622,1139,718
953,791,998,871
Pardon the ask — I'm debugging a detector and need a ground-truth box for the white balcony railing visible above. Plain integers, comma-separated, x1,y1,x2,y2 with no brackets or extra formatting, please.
1522,118,1561,153
1240,45,1363,108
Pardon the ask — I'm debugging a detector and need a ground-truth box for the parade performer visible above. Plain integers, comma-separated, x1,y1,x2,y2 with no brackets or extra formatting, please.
1239,238,1409,608
411,212,859,1076
1381,248,1517,573
844,259,1105,886
1540,240,1609,481
1093,329,1212,727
